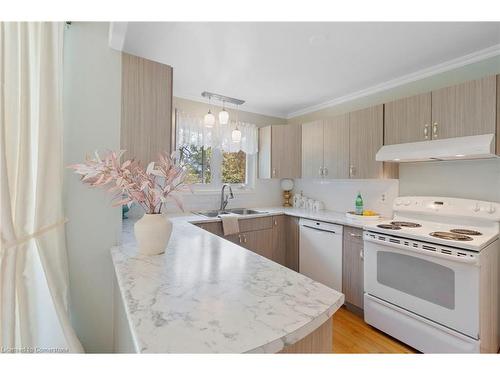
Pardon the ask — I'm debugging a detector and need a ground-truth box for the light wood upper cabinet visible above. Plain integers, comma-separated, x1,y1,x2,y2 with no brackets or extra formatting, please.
259,124,301,179
431,75,496,140
324,115,350,179
349,105,384,179
121,53,173,164
301,120,324,178
384,93,432,144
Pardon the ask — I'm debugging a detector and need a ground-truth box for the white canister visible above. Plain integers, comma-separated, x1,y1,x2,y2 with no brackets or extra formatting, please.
307,198,315,210
293,193,301,208
313,200,324,211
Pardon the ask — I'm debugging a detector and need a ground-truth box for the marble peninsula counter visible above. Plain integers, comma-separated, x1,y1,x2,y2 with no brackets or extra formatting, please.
110,208,371,353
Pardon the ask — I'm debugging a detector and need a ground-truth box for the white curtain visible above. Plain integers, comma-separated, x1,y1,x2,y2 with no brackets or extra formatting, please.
176,112,258,154
0,22,83,353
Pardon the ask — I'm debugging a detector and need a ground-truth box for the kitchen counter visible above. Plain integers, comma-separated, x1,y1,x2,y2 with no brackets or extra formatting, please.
188,206,385,229
111,210,345,353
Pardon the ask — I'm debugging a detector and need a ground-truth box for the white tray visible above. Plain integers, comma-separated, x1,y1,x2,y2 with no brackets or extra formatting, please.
346,211,380,221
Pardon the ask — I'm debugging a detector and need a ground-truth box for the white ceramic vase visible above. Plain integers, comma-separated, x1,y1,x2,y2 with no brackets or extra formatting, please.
134,214,172,256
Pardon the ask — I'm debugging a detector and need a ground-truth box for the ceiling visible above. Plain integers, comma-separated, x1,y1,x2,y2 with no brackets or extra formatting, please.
110,22,500,118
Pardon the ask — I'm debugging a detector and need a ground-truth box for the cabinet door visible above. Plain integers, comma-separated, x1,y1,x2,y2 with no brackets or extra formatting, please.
242,229,273,259
271,215,286,266
301,120,324,178
271,124,302,178
384,93,432,144
323,114,350,179
285,216,300,272
349,105,384,179
342,226,364,309
431,75,496,140
258,126,272,179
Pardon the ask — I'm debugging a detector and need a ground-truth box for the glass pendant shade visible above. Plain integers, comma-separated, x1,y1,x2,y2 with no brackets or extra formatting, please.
231,128,242,142
204,110,215,127
218,109,229,125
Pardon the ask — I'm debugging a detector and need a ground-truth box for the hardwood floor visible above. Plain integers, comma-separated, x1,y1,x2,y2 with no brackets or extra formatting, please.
332,306,418,353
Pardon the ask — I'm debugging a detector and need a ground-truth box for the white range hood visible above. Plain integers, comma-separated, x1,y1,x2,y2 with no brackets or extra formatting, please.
376,134,497,162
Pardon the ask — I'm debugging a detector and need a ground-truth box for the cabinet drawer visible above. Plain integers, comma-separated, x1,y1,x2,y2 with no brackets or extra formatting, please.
239,216,273,232
344,226,364,244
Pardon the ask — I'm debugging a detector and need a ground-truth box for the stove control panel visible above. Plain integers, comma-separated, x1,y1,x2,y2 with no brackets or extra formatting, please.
393,196,500,221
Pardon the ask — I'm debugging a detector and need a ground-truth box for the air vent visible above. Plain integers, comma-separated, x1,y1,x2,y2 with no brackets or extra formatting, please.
422,245,436,251
389,238,400,244
440,249,452,255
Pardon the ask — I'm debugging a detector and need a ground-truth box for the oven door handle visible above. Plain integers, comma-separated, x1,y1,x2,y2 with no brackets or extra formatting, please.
364,237,479,265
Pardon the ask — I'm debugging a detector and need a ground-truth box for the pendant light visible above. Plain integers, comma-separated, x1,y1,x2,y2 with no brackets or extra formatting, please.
204,95,215,127
231,104,242,143
218,101,229,125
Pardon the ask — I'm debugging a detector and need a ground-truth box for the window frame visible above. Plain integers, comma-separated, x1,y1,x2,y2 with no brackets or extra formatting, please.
173,109,257,193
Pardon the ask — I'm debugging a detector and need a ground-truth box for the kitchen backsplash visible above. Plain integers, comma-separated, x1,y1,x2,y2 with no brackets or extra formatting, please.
292,178,399,218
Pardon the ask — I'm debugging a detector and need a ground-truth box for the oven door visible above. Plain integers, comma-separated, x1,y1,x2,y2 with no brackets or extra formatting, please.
364,233,480,339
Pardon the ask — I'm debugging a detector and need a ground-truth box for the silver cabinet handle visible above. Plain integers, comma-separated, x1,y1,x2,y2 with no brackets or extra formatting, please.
319,167,323,177
238,235,242,243
432,122,438,139
274,219,277,226
349,165,355,177
272,168,276,177
424,124,429,139
360,249,364,260
243,235,247,243
349,232,362,238
323,167,328,176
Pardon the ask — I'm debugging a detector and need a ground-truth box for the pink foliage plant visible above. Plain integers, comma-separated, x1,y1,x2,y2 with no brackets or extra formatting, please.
68,150,191,214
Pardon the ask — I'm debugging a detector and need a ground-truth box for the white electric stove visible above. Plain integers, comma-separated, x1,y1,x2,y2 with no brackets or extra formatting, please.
363,196,500,353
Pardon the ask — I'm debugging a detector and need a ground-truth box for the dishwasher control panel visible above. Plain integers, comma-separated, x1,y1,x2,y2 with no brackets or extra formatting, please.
299,218,343,234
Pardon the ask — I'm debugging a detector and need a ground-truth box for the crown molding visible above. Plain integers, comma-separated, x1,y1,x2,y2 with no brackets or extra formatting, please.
286,43,500,119
173,92,288,120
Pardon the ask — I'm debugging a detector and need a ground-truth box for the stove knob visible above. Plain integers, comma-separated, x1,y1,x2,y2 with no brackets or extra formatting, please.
488,204,496,214
395,200,402,206
404,200,411,206
473,203,480,212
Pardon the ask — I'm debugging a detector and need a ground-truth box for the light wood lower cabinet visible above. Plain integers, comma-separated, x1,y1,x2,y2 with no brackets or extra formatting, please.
285,216,300,272
342,226,364,310
272,215,287,266
195,215,299,271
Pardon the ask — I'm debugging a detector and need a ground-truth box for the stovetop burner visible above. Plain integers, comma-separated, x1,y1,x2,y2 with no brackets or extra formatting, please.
390,221,422,228
450,229,483,236
430,231,474,241
377,224,402,230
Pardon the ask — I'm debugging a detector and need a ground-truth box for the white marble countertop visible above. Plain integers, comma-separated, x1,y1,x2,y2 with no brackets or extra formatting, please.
111,208,348,353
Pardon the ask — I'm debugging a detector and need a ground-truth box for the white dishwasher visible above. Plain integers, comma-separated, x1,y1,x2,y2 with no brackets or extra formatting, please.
299,218,343,292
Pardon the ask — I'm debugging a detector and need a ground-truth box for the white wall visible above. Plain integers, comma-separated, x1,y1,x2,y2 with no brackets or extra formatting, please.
399,159,500,202
63,22,121,353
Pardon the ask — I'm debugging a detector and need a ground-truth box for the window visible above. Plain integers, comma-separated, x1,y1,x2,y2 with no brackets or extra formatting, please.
178,146,251,188
222,150,246,184
179,145,212,184
175,111,258,190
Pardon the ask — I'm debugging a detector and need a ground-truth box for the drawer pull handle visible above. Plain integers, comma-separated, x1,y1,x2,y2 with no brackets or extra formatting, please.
349,233,362,238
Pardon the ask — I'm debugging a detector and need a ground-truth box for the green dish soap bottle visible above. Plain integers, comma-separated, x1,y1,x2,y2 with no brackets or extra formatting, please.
355,192,364,215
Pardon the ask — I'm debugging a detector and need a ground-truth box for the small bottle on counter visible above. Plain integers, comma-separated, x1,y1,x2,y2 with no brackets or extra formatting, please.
355,192,364,215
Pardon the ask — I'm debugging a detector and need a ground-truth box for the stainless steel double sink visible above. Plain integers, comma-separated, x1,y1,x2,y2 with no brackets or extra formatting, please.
194,208,266,218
